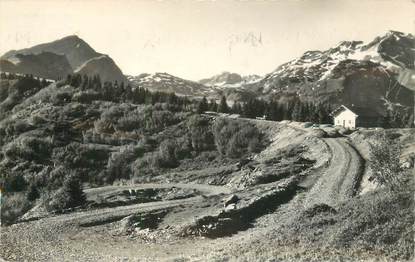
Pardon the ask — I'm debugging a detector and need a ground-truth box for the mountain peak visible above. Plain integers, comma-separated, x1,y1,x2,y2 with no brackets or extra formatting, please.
1,35,127,83
386,30,405,37
60,34,81,41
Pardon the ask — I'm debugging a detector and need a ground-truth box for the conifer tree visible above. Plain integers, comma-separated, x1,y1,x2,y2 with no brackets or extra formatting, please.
218,96,229,113
197,96,208,114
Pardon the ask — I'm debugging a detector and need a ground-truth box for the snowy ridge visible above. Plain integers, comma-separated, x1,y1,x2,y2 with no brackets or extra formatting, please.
199,71,262,89
261,31,414,93
127,72,212,97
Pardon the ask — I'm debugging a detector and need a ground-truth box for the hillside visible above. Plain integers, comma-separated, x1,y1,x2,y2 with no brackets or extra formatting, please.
0,73,413,260
1,35,126,83
75,55,127,84
0,52,72,80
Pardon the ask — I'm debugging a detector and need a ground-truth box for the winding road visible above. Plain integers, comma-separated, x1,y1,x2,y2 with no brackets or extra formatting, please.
304,138,365,207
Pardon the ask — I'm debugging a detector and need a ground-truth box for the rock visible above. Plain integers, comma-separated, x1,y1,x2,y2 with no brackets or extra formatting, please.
118,215,135,234
401,161,412,169
302,122,313,128
304,204,337,217
223,194,239,207
225,203,237,211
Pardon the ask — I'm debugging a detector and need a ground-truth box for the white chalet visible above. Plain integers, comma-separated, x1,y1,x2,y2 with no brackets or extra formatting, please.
330,105,382,128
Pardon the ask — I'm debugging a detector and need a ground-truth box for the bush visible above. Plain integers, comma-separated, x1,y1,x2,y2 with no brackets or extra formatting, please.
116,114,142,132
187,115,214,152
52,143,109,169
369,132,403,190
47,174,86,212
212,118,264,158
107,145,145,182
51,91,72,105
72,90,102,104
157,139,180,168
0,119,33,137
1,192,33,225
1,172,27,192
26,183,40,201
4,136,52,163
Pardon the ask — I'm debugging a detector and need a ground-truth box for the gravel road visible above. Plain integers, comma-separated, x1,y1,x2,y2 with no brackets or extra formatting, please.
304,138,365,207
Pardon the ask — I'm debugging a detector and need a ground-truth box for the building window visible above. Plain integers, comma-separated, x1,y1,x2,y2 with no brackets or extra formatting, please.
349,120,351,124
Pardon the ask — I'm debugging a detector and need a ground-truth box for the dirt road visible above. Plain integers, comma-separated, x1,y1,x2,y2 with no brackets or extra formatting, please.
304,138,365,207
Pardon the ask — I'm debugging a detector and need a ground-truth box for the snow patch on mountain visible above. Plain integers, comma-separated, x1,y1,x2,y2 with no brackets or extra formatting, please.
127,73,212,97
199,72,262,89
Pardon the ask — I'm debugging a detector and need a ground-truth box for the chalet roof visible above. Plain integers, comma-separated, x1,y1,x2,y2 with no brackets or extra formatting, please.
330,105,383,118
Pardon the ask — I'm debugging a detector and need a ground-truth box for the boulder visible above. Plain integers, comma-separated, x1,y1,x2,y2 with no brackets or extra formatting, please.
223,194,239,207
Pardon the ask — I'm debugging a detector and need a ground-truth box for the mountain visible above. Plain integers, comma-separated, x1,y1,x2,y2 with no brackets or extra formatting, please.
255,31,414,114
75,55,127,84
1,35,99,69
199,71,261,89
1,35,126,83
0,52,72,80
127,72,211,97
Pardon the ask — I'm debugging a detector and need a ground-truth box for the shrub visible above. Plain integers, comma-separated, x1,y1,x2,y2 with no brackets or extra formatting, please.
116,114,142,132
369,132,403,190
47,174,86,212
107,145,145,182
1,192,33,225
72,90,102,104
52,143,110,170
157,139,179,168
51,91,72,105
187,115,214,152
4,136,52,163
0,119,33,137
1,172,27,192
145,110,180,133
212,118,264,158
26,183,40,201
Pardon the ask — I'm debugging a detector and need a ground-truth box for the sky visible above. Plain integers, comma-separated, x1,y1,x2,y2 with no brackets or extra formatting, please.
0,0,414,80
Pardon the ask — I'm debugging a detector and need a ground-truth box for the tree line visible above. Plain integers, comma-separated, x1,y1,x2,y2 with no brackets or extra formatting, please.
197,95,333,124
65,74,193,111
7,73,411,128
65,73,414,128
1,72,52,87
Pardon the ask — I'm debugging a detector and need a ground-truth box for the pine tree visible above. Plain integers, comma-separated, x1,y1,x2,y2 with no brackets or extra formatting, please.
26,183,40,201
217,96,228,113
209,99,218,112
197,97,208,114
231,102,242,114
61,174,86,208
291,101,302,121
